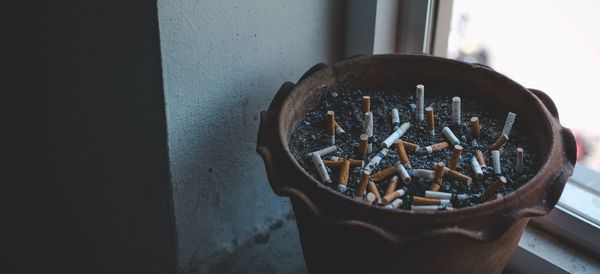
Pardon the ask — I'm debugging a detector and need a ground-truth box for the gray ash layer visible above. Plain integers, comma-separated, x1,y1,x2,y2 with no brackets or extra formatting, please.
288,89,539,209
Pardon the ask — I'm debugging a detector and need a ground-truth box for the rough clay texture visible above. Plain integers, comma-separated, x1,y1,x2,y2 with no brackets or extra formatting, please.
289,88,539,208
157,0,344,272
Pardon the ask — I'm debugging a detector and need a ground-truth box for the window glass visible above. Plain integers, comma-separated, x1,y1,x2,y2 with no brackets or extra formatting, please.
448,0,600,173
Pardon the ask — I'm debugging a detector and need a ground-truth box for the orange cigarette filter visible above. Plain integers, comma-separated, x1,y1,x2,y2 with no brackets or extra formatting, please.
402,140,420,153
475,149,486,167
356,170,370,197
448,145,464,170
381,189,403,205
323,159,363,168
430,141,449,153
425,107,435,131
482,176,507,201
326,111,336,136
490,133,509,150
371,165,397,181
368,181,382,201
338,160,350,186
362,96,371,113
395,139,410,166
358,134,369,158
446,169,473,185
412,196,441,205
385,176,399,196
470,117,480,139
430,162,445,191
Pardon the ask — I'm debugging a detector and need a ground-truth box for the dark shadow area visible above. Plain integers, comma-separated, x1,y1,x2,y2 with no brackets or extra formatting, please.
10,1,176,273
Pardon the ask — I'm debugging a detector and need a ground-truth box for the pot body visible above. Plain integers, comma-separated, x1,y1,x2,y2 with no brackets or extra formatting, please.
257,54,576,274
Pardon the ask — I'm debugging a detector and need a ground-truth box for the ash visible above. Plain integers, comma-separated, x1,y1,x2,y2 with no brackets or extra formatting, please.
288,88,539,209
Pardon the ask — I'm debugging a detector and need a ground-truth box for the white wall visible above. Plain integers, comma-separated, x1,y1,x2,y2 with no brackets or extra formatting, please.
157,0,344,271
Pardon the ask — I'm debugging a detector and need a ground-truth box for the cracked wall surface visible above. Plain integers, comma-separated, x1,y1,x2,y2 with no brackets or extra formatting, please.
157,0,344,272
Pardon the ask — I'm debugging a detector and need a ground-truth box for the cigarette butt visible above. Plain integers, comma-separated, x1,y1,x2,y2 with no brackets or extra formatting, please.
364,112,374,153
395,139,410,167
419,142,449,154
311,153,332,184
516,148,524,174
475,150,486,167
356,170,370,197
470,117,480,139
306,145,337,158
490,133,509,150
452,97,461,125
391,108,400,130
470,156,484,180
384,198,403,209
411,205,454,211
396,163,411,184
381,122,411,148
338,159,350,186
492,150,501,175
359,134,369,159
362,96,371,113
365,148,388,172
442,127,460,145
444,168,473,185
425,190,468,200
371,165,397,181
416,85,425,122
402,140,420,153
385,175,399,196
448,145,464,170
368,180,382,202
324,157,364,168
502,112,517,137
425,107,435,135
365,192,377,204
333,120,346,134
482,176,507,201
382,189,406,205
410,169,436,179
413,196,450,206
326,111,335,145
430,162,445,191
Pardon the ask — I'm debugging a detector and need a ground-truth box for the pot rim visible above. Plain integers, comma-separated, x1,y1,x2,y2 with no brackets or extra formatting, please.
275,54,562,220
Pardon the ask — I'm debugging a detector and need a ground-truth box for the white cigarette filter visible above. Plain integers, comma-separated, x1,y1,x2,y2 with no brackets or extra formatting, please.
391,108,400,130
470,156,484,180
425,190,468,200
410,169,436,179
381,122,411,148
364,112,374,153
384,198,403,209
452,97,461,125
516,148,524,174
502,112,517,137
395,162,412,184
311,153,332,184
365,148,389,172
492,150,501,175
442,127,460,145
365,192,378,204
416,85,425,122
411,205,454,211
306,145,337,158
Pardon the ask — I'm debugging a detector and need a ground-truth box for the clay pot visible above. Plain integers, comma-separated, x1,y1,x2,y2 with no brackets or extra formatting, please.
257,54,576,273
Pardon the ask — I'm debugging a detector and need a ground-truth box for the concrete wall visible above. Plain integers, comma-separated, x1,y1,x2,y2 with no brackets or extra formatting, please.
157,0,345,272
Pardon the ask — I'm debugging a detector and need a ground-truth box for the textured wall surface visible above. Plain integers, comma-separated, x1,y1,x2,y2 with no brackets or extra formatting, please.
157,0,344,272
